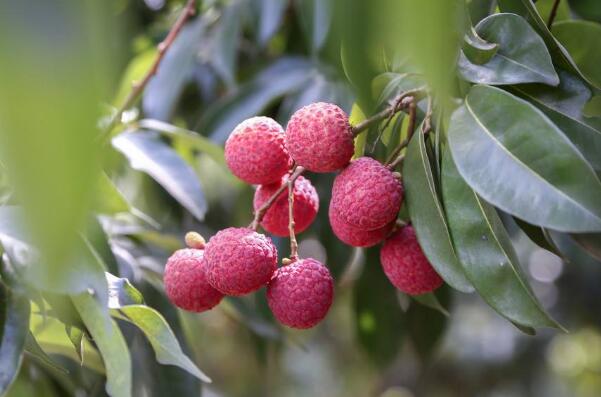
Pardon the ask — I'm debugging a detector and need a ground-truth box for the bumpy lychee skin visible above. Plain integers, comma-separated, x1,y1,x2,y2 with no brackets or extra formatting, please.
329,205,393,247
285,102,354,172
380,225,443,295
204,227,278,296
253,174,319,237
331,157,403,230
267,258,334,329
225,117,292,185
164,249,224,312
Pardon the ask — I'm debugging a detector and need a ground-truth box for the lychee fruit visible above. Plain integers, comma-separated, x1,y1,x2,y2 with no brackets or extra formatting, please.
253,174,319,237
329,205,393,247
330,157,403,230
267,258,334,329
380,225,443,295
204,227,278,296
225,117,292,185
164,248,224,312
285,102,354,172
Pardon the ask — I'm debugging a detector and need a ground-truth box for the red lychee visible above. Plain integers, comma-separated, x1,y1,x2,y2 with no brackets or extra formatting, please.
267,258,334,329
285,102,354,172
225,117,292,185
253,174,319,237
204,227,278,296
330,157,403,230
380,225,443,295
329,204,393,247
164,248,224,312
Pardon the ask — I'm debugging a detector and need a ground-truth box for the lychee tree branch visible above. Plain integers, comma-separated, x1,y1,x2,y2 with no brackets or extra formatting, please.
287,175,299,262
250,165,305,230
101,0,197,137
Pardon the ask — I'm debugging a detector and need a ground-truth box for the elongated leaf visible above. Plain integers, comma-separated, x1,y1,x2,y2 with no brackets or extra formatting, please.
403,132,473,292
571,233,601,262
458,13,558,85
510,71,601,172
114,305,210,383
0,207,108,303
106,273,144,309
513,217,562,257
72,292,132,397
112,131,207,221
211,2,242,87
412,292,449,317
295,0,331,54
253,0,287,45
0,285,30,394
200,57,314,143
552,21,601,89
24,332,69,374
441,148,562,331
497,0,601,90
448,85,601,232
137,119,226,167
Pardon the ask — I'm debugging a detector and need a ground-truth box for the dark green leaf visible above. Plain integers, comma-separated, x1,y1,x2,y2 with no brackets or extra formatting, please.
552,21,601,89
412,292,450,317
354,248,405,367
403,132,473,292
72,292,132,397
497,0,601,90
106,273,144,309
211,3,242,88
24,332,69,374
458,13,559,85
200,58,314,143
571,233,601,262
295,0,331,54
462,26,498,65
584,95,601,118
510,71,601,172
112,131,207,221
513,217,562,257
0,284,30,394
448,85,601,232
114,305,210,383
441,147,562,331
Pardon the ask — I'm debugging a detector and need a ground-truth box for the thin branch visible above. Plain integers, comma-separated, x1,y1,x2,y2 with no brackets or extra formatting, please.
249,166,305,231
421,96,433,134
387,153,406,170
385,98,417,166
287,176,299,262
547,0,561,29
101,0,197,137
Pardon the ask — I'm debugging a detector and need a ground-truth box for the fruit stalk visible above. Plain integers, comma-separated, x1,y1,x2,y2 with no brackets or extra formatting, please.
287,173,298,261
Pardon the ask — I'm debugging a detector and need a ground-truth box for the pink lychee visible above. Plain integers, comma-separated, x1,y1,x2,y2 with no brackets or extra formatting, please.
380,225,443,295
285,102,354,172
253,174,319,237
330,157,403,230
329,205,393,247
204,227,278,296
267,258,334,329
225,117,292,185
164,248,224,312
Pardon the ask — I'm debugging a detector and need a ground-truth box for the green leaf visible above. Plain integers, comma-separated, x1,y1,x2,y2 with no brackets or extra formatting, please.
403,132,473,292
510,71,601,172
497,0,601,90
95,173,131,215
458,13,559,85
441,147,562,331
0,207,108,303
412,292,450,317
201,58,314,143
0,284,30,395
253,0,287,45
106,273,144,309
24,331,69,374
375,73,427,108
513,217,562,257
350,104,367,159
462,26,499,65
114,305,211,383
211,2,242,88
295,0,331,54
583,95,601,118
571,233,601,262
112,131,207,221
354,248,405,367
552,21,601,89
137,119,226,167
468,0,497,23
448,85,601,232
72,292,132,397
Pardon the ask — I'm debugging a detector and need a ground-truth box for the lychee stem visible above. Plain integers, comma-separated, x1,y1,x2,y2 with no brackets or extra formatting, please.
249,165,305,231
287,171,299,262
385,98,417,168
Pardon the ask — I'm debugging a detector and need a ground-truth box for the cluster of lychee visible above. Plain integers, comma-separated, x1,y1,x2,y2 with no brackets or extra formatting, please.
163,102,442,329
